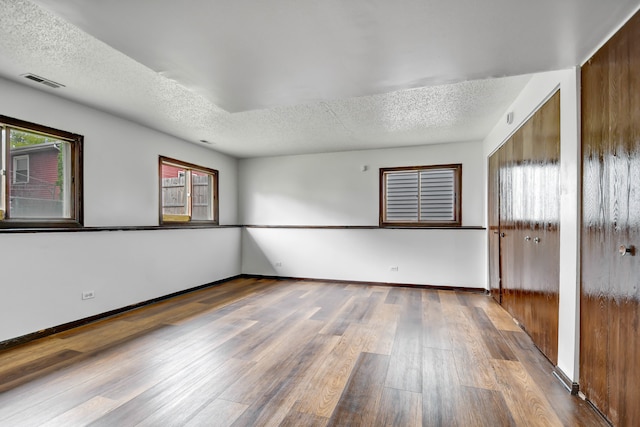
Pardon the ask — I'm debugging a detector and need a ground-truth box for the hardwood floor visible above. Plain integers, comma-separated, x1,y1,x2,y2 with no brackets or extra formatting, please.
0,277,605,426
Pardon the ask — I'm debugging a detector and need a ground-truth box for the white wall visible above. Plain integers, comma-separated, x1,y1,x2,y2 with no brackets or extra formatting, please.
240,142,484,226
243,228,485,287
0,77,241,343
482,68,581,381
0,228,240,341
240,142,487,288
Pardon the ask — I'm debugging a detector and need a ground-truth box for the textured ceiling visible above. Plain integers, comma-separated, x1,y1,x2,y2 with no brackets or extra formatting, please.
0,0,638,157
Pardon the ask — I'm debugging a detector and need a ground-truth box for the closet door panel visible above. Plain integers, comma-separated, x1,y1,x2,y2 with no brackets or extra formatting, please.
533,93,560,364
499,137,516,312
488,150,502,302
580,32,611,415
496,92,560,365
581,10,640,425
510,129,526,324
602,18,640,426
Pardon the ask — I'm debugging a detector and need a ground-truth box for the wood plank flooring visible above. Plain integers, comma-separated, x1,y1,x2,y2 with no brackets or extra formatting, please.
0,277,606,426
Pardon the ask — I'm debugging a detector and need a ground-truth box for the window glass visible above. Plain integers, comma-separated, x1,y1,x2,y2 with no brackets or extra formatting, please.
160,157,217,225
161,163,188,218
191,170,213,221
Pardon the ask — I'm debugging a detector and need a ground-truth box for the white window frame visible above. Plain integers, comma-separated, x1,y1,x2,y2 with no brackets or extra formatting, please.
12,155,29,184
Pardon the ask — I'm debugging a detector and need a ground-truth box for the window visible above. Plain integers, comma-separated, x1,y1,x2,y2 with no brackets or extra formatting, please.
380,164,461,226
0,116,83,227
12,155,29,184
159,156,218,225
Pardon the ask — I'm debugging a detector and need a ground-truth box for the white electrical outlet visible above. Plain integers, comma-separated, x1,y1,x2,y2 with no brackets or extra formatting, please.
82,290,95,300
390,266,399,272
275,262,283,268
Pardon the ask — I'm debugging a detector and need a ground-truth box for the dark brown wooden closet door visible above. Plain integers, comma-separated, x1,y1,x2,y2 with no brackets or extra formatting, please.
581,9,640,426
531,93,560,365
488,150,502,302
519,92,560,365
511,129,527,319
581,31,611,416
499,136,516,312
518,117,537,338
494,92,560,365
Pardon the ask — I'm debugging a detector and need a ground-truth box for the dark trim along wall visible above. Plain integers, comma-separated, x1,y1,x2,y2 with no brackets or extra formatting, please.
0,224,485,234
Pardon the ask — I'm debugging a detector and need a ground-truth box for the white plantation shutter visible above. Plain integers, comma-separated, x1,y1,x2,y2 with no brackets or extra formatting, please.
383,165,460,224
385,171,419,221
419,168,455,221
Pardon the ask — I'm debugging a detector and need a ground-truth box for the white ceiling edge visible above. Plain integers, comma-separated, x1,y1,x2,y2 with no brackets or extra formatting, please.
579,2,640,65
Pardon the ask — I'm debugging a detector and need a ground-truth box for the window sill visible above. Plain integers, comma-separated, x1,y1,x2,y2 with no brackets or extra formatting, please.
0,220,83,230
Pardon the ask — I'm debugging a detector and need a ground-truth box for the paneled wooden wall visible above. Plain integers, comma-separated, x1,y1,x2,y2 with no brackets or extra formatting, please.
581,9,640,426
488,91,561,364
